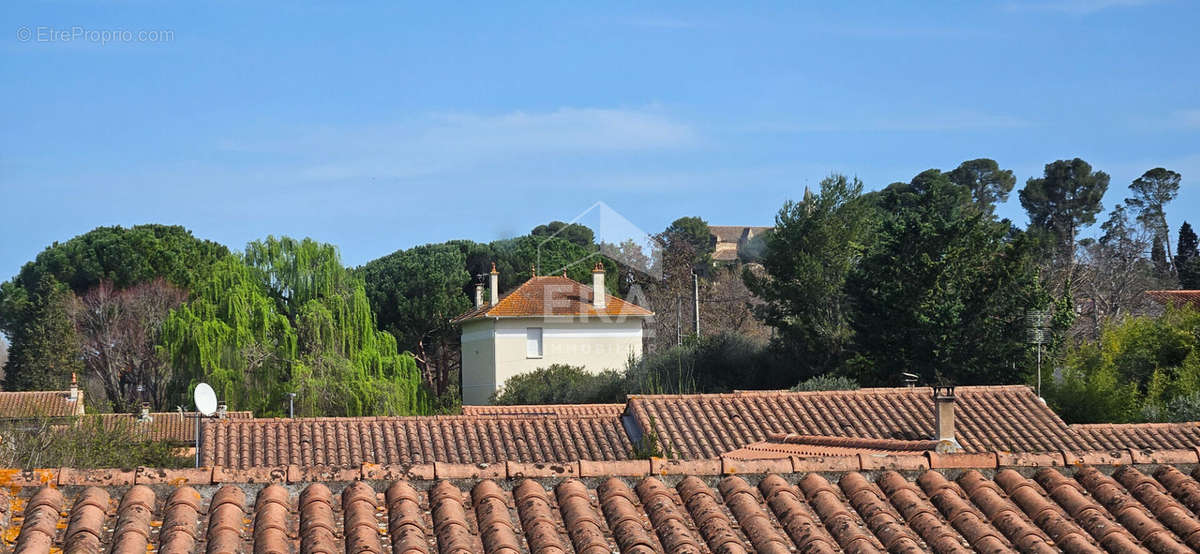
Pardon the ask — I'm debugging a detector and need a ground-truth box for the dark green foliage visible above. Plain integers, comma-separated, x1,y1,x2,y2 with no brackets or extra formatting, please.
1127,168,1181,250
3,276,82,391
1142,392,1200,423
162,237,426,417
0,417,188,469
466,236,618,293
490,364,627,405
359,243,472,398
946,158,1016,215
627,333,786,393
0,225,228,394
1152,236,1172,281
1177,222,1200,289
791,374,860,392
847,170,1045,386
530,221,596,249
746,174,875,379
1019,159,1109,257
664,216,714,271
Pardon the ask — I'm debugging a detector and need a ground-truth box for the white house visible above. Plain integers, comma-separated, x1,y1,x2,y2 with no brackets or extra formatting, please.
453,262,653,405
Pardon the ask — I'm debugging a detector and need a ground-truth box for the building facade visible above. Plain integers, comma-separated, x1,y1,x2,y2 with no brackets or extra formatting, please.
453,263,652,405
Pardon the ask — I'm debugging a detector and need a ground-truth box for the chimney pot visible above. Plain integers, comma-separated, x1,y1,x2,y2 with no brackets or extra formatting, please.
69,373,79,401
139,402,151,421
217,403,228,419
489,263,500,306
933,386,961,453
592,262,606,309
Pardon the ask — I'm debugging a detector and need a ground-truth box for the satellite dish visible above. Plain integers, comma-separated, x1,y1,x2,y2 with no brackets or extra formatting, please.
194,383,217,417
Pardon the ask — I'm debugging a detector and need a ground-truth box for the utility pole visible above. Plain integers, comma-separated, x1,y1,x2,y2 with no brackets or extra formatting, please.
693,272,700,337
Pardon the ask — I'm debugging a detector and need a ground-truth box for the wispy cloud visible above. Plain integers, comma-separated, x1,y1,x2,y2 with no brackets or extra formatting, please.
215,107,699,183
1003,0,1158,14
754,109,1033,134
1174,109,1200,129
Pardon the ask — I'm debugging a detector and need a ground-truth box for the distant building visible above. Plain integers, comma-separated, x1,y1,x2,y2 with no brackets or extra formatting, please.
709,225,771,262
452,263,653,405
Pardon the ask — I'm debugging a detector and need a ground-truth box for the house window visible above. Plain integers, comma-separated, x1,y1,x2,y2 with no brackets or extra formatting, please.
526,327,543,358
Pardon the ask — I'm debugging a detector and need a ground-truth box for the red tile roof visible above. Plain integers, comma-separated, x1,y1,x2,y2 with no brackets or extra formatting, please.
6,460,1200,553
723,432,942,459
462,403,625,418
453,275,652,322
1146,289,1200,308
1073,421,1200,451
624,385,1092,459
0,390,83,417
94,411,253,443
202,414,633,468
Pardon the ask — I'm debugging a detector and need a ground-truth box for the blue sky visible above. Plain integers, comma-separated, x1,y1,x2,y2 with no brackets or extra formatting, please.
2,1,1198,280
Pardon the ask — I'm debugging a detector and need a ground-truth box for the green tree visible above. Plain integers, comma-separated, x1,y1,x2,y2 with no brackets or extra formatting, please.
1019,158,1110,258
0,225,228,393
1126,167,1182,270
530,221,596,249
359,243,472,398
664,217,714,271
491,364,626,405
946,158,1016,216
4,276,83,391
1176,222,1200,289
847,170,1045,386
1151,236,1172,282
746,174,875,378
161,237,426,416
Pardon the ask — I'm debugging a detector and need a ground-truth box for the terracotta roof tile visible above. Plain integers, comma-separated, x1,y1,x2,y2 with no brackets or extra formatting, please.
202,414,633,468
1146,289,1200,309
0,390,82,417
462,403,624,418
1074,421,1200,451
6,461,1200,553
453,275,652,321
724,432,942,459
626,385,1094,459
90,411,253,443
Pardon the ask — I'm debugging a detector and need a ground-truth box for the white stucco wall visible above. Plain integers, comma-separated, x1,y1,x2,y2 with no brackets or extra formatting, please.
460,317,645,405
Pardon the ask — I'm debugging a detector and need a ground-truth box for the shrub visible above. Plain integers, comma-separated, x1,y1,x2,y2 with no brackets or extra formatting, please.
626,332,786,394
491,364,627,405
0,417,189,469
791,374,860,392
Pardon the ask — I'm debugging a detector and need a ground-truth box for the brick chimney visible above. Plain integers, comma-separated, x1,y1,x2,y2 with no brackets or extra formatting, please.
474,283,484,308
933,386,961,453
592,262,606,309
489,263,500,305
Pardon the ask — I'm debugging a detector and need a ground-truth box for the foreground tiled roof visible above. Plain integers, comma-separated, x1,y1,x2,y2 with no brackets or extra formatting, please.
723,432,942,459
1146,289,1200,308
7,455,1200,553
453,275,652,322
202,414,633,468
1074,421,1200,451
0,390,82,417
95,411,253,443
624,385,1092,459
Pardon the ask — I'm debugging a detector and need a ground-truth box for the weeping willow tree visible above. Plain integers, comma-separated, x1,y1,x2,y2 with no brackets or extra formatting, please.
161,237,427,416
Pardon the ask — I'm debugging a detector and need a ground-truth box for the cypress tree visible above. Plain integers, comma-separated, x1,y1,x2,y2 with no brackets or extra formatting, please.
1177,222,1200,289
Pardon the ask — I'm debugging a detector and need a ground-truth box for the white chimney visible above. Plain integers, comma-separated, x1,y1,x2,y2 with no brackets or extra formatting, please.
69,373,79,402
933,386,961,453
474,283,484,308
592,262,606,309
139,402,151,421
489,262,500,305
217,402,228,419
